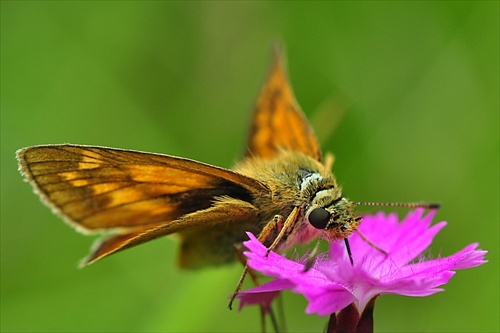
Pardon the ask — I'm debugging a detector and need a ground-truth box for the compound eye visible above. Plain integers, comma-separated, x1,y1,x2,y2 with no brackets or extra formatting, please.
308,207,330,229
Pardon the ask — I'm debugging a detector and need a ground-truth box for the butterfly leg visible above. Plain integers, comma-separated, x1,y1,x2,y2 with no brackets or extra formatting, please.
228,207,299,308
354,229,388,256
230,244,280,333
233,243,261,285
228,209,291,309
265,206,300,256
228,246,264,310
258,214,284,254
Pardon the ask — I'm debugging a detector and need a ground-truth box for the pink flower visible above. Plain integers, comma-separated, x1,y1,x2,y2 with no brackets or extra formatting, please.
237,209,487,317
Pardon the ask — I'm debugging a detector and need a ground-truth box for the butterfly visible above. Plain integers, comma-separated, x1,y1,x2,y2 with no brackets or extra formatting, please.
17,47,436,289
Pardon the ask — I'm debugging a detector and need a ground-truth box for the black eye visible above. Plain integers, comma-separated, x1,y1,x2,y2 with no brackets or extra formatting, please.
308,207,330,229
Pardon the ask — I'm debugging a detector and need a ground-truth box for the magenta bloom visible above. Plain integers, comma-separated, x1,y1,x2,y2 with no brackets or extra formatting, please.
237,209,487,317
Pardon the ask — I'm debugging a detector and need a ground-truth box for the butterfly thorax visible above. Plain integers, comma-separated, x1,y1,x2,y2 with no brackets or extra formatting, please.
234,150,359,252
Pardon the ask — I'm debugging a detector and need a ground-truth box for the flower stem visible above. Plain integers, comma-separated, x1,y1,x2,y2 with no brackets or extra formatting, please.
326,297,377,333
356,296,377,333
327,312,337,333
327,303,359,333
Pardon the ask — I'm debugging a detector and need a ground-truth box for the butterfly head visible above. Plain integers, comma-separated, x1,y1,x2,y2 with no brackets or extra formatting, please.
306,193,360,242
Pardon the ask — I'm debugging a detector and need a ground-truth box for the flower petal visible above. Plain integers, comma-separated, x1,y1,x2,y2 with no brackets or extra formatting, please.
236,279,294,312
298,286,355,316
238,210,488,318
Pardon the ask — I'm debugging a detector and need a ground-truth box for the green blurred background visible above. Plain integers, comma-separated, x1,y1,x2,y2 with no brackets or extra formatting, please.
1,1,498,332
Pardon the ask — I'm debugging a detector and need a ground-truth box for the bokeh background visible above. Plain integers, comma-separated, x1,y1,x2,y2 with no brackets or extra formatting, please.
1,2,498,332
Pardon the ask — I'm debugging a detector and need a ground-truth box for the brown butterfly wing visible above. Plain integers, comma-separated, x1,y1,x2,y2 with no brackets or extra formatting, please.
245,47,322,161
17,145,268,263
82,197,259,267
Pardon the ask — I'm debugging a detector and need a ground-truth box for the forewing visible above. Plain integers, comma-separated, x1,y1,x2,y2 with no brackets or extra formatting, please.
17,145,268,234
245,47,322,161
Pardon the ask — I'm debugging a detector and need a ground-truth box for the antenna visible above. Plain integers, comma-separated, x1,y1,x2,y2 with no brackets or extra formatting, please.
355,201,440,210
